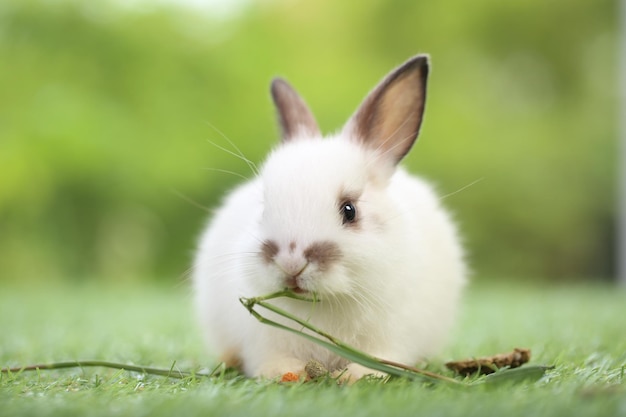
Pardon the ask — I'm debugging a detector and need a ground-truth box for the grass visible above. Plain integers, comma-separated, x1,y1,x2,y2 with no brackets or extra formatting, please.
1,280,625,417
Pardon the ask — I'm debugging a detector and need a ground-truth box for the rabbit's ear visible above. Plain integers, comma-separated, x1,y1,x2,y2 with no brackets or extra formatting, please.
343,55,429,164
271,78,321,142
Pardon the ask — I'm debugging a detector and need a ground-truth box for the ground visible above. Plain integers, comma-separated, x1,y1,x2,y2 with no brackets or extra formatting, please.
1,280,625,417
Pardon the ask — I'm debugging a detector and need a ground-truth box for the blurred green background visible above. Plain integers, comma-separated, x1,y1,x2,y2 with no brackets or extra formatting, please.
0,0,618,285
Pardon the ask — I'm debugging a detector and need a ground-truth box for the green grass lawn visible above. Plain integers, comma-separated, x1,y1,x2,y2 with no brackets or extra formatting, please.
1,281,625,417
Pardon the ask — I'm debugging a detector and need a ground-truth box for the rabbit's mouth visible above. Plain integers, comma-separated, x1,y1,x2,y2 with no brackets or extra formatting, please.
292,286,308,294
284,276,309,294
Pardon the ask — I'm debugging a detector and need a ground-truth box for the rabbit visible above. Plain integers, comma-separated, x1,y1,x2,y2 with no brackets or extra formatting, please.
193,54,466,381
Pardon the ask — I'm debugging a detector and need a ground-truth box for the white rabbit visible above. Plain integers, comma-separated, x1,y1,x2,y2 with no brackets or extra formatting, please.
193,55,466,381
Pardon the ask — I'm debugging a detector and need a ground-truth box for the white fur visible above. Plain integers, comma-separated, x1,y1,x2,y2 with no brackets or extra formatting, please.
193,137,465,378
193,56,466,379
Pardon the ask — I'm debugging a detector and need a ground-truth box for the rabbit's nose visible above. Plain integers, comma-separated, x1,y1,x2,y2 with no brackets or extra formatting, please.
277,257,309,293
276,257,308,279
261,239,309,277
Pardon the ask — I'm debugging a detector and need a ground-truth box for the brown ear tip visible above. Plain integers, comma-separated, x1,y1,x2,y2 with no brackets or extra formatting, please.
271,77,287,86
270,77,289,96
411,54,430,64
407,54,430,77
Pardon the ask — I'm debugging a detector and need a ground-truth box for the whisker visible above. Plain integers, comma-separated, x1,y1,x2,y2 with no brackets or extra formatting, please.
202,252,261,264
204,121,259,177
439,177,484,200
204,137,258,173
202,167,250,182
246,232,266,246
349,278,389,312
175,266,196,286
170,188,212,213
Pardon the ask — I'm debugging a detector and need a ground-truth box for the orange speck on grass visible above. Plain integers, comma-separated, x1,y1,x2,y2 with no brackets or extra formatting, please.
280,372,300,382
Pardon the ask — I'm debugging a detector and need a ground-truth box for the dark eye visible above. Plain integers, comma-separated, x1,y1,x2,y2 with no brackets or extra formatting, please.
341,202,357,224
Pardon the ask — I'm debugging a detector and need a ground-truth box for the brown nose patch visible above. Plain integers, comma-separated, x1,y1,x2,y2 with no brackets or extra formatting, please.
304,241,343,272
261,240,342,272
261,240,279,263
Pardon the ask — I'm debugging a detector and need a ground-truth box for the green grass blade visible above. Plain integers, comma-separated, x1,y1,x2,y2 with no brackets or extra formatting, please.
241,295,465,385
478,365,554,386
0,361,214,379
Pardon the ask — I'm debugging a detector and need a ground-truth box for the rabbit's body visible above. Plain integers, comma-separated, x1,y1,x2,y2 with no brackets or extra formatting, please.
193,56,466,380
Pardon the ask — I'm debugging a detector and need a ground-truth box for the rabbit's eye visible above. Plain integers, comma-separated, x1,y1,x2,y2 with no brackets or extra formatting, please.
341,202,357,224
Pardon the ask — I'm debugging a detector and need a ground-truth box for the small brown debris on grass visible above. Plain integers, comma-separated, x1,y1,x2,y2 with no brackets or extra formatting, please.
445,348,531,376
280,360,329,383
305,359,329,380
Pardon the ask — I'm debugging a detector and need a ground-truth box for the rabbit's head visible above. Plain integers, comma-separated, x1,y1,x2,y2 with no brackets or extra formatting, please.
251,56,429,298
